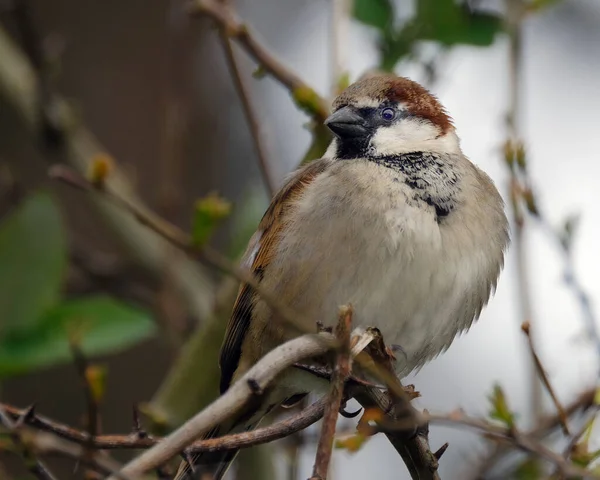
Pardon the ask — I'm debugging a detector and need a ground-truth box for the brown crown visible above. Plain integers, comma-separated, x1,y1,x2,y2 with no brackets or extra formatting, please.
333,75,453,134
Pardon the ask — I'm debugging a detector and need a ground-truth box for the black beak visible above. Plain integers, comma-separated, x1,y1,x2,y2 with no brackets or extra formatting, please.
325,106,369,139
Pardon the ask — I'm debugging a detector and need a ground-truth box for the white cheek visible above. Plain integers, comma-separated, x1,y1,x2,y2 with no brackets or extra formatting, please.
370,119,461,156
323,138,338,159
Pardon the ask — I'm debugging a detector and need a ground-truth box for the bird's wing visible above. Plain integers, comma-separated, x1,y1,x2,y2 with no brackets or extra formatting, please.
219,158,331,393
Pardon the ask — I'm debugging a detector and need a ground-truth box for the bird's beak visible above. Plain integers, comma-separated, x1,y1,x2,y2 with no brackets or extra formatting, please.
325,106,369,139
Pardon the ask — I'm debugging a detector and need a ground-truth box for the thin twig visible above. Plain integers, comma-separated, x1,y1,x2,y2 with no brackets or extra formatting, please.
23,430,135,480
218,28,277,195
470,386,596,479
188,0,329,122
427,411,600,480
521,321,570,435
563,406,599,460
0,399,325,454
310,305,352,480
0,404,58,480
48,164,309,336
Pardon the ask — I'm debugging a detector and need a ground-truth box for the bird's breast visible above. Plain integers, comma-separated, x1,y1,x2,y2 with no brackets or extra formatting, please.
258,158,502,376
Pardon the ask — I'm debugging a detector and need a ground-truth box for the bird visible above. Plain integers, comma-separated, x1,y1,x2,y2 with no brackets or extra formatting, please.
174,74,510,479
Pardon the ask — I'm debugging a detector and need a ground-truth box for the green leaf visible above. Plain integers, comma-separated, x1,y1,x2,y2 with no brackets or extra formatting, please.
378,1,503,70
353,0,394,34
0,192,66,335
415,1,502,47
0,296,156,377
488,384,516,428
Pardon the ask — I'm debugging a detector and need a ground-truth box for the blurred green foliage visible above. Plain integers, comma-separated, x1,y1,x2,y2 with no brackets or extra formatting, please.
488,384,516,428
192,192,232,247
0,193,155,378
353,0,503,70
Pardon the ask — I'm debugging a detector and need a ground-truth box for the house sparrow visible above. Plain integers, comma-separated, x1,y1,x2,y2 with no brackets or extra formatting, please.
175,75,509,479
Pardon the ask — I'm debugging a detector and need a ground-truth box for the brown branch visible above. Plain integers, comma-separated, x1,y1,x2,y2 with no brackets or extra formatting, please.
188,0,330,123
470,386,596,479
0,404,58,480
427,411,600,480
20,430,136,480
347,329,440,480
218,29,277,195
521,321,570,435
0,399,325,454
48,164,310,336
310,305,352,480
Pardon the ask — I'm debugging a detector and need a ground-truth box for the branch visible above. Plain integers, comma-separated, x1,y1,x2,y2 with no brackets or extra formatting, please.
310,306,352,480
0,404,58,480
218,28,277,195
109,332,339,479
0,398,325,454
471,386,596,479
521,321,570,435
428,411,600,480
49,164,310,336
348,329,440,480
188,0,330,123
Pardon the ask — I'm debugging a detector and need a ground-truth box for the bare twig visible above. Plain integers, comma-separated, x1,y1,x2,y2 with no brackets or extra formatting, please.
22,430,135,480
218,28,277,195
188,0,329,123
521,321,570,435
428,411,600,480
0,399,325,454
310,305,352,480
471,386,596,479
48,164,309,336
0,404,58,480
109,332,338,479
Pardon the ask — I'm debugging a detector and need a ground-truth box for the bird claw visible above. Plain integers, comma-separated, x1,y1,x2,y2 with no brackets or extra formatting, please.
339,403,362,418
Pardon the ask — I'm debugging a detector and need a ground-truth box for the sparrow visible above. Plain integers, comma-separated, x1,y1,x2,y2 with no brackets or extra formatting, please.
175,74,509,479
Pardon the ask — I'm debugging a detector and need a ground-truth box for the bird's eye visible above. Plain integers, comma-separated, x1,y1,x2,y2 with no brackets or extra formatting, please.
381,107,396,121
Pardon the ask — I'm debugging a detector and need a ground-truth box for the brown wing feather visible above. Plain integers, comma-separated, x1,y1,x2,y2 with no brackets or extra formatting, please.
219,159,331,393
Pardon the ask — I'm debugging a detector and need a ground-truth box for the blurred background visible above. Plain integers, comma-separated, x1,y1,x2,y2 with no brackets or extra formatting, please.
1,0,599,478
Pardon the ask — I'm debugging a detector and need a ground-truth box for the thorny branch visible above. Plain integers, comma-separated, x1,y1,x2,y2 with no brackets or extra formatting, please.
0,404,57,480
0,399,325,455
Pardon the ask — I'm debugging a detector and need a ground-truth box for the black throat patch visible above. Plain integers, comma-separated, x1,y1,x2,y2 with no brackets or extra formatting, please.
368,152,460,223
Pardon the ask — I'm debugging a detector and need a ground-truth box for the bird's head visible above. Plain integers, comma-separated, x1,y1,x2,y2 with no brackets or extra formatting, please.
325,75,459,159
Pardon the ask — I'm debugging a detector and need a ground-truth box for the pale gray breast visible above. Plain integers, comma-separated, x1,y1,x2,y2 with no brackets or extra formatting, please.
261,156,508,375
